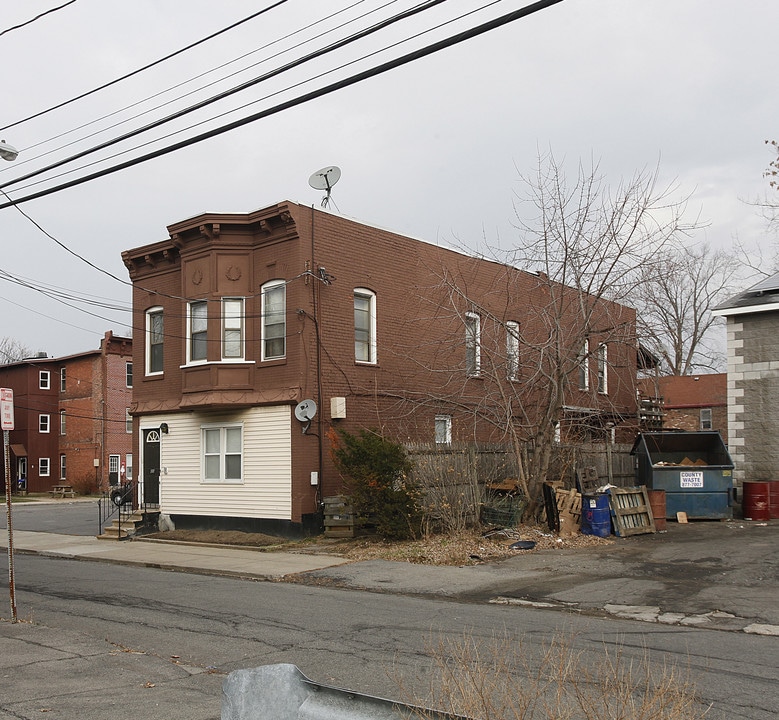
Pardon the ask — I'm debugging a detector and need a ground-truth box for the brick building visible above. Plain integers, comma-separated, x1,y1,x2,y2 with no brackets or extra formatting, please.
638,373,728,442
712,272,779,486
122,201,640,534
0,332,133,494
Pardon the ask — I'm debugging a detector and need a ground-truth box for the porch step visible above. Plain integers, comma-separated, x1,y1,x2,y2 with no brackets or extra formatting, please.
97,511,159,540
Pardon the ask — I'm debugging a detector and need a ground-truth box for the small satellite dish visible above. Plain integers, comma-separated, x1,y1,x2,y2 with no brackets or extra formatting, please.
308,166,341,208
294,399,317,422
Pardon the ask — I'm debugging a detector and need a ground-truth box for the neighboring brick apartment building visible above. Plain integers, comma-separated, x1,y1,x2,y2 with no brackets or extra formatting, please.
712,272,779,486
122,201,640,534
0,332,133,494
638,374,728,442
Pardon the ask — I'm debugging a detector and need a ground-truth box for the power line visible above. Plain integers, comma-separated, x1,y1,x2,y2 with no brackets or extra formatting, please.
0,1,288,132
0,1,78,39
0,0,450,194
0,0,566,211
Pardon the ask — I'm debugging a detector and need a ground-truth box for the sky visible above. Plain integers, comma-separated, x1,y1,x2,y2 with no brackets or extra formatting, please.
0,0,776,358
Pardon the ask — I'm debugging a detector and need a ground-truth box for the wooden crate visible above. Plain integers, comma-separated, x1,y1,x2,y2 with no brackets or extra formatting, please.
323,496,355,538
608,486,656,537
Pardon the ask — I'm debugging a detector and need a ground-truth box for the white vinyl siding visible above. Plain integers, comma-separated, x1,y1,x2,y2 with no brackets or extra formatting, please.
140,406,292,519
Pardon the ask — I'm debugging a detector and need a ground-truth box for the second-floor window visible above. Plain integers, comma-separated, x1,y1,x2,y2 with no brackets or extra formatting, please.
39,414,50,433
146,307,164,375
39,370,50,390
126,362,133,388
126,408,133,433
222,298,244,359
579,339,590,390
700,408,713,430
60,411,66,435
506,321,519,381
188,300,208,363
60,368,66,392
597,343,608,394
465,312,480,376
262,280,286,360
354,289,377,364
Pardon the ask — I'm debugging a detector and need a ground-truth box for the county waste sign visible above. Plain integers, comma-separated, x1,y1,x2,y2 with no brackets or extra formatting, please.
1,388,13,430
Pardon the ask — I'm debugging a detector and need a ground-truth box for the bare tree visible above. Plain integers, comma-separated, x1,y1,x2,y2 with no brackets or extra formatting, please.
635,242,738,375
377,153,698,508
0,337,34,364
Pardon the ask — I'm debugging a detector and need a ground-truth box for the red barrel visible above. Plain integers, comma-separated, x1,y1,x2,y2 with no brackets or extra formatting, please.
647,489,667,531
769,481,779,520
742,481,771,521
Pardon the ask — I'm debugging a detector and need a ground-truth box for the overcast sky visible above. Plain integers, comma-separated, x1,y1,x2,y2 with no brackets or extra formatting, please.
0,0,776,358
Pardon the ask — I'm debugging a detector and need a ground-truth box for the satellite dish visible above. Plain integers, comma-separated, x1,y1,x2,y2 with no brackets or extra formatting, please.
308,166,341,207
294,399,317,422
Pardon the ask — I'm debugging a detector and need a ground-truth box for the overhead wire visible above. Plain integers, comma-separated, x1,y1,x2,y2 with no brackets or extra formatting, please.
0,0,566,211
0,0,287,132
0,1,78,39
0,0,452,193
8,0,378,162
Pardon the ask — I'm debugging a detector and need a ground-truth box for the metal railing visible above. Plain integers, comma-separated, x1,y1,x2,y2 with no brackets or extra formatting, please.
97,479,157,538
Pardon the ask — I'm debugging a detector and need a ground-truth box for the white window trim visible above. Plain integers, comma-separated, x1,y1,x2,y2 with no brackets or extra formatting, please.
201,422,244,484
354,288,377,365
60,368,66,392
597,343,608,394
126,361,133,388
506,321,519,381
146,306,164,376
39,414,50,434
262,280,286,361
187,299,209,365
39,458,50,477
435,415,452,445
465,312,481,377
60,410,66,435
700,408,713,430
126,453,133,481
39,370,50,390
60,454,67,481
222,297,245,361
126,408,133,434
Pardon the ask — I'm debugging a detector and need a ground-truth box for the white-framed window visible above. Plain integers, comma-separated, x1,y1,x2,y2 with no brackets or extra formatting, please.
60,410,66,435
202,424,243,483
126,362,133,388
465,312,481,376
222,297,244,360
60,454,67,481
188,300,208,363
109,454,120,477
126,408,132,433
146,307,164,375
506,321,519,381
39,414,50,433
39,370,50,390
597,343,608,394
579,339,589,390
262,280,286,360
126,454,133,481
60,368,66,392
700,408,713,430
354,289,377,364
435,415,452,445
39,458,50,477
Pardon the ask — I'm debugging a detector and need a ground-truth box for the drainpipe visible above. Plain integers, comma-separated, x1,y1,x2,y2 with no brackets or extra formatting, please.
310,205,324,512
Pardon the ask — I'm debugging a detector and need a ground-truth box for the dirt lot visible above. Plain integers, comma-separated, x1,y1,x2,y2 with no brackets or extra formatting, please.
143,525,613,566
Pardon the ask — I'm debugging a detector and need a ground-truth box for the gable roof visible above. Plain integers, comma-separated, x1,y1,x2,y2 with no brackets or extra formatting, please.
712,271,779,316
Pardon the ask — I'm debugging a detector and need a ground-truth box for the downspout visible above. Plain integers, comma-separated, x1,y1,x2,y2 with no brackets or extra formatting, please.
311,205,324,511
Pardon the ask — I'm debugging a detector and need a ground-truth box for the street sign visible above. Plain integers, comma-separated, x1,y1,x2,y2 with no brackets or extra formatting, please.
1,388,14,431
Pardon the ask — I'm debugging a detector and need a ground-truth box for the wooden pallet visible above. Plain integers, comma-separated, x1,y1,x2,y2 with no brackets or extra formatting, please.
608,486,656,537
323,496,355,538
555,488,582,536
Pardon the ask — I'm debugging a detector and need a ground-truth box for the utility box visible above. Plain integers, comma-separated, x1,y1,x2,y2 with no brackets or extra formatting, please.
631,431,734,519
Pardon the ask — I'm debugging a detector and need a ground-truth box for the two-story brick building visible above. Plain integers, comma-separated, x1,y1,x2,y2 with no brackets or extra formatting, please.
0,332,133,494
122,201,640,535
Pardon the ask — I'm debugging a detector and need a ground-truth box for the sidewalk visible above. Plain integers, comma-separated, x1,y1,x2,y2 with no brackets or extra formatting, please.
2,519,779,635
